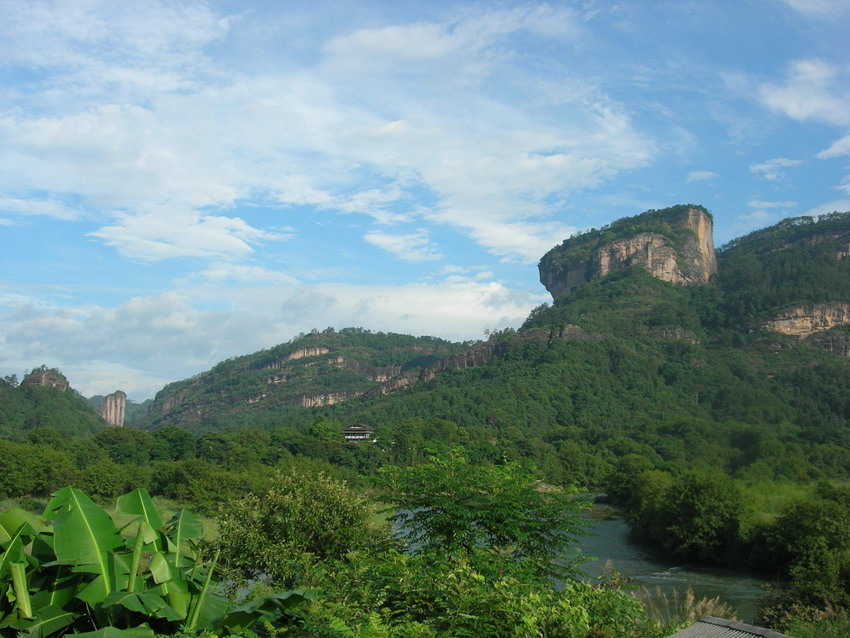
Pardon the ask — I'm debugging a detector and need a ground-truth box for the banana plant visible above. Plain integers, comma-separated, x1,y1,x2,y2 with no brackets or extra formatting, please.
0,487,314,637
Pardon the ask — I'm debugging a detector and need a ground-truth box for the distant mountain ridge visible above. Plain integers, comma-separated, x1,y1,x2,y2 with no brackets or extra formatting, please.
141,328,466,430
5,206,850,447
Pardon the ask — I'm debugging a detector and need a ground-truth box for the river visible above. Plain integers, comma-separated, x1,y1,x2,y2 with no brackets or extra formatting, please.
579,517,768,623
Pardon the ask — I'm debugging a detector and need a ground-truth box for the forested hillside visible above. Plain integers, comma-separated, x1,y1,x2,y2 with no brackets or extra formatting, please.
0,368,106,438
4,207,850,635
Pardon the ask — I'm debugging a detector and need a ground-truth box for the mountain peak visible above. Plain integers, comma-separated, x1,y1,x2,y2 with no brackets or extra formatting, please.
538,205,717,300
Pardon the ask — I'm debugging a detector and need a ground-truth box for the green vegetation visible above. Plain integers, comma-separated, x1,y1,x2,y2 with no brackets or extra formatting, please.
3,208,850,634
0,487,311,636
539,204,711,270
0,370,106,439
208,455,666,637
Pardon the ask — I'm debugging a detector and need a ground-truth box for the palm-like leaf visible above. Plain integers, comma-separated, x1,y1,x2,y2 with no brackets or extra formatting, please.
116,490,162,550
43,487,125,603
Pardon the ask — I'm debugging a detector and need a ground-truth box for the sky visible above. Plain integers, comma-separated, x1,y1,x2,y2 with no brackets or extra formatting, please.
2,0,850,400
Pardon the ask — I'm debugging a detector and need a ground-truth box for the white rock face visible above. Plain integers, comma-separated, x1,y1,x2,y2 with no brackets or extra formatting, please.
765,303,850,337
541,207,717,300
99,390,127,427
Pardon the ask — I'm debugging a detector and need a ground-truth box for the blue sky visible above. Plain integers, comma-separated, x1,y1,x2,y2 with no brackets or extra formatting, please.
2,0,850,400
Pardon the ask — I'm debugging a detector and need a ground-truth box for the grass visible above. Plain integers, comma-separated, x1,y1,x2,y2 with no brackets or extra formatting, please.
738,480,815,531
633,586,737,632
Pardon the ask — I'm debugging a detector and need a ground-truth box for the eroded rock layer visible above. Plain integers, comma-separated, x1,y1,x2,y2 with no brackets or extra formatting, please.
765,303,850,337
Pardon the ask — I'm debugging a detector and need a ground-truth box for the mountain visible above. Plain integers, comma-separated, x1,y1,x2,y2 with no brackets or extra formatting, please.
139,328,467,431
0,366,108,438
9,205,849,483
538,204,717,299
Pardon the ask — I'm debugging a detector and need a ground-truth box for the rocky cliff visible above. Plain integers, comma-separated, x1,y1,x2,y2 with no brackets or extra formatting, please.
22,367,70,391
539,205,717,300
806,329,850,358
98,390,127,426
765,303,850,337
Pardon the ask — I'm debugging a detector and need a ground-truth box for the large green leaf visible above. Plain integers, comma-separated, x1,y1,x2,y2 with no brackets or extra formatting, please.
43,488,124,603
101,591,182,622
163,509,203,568
147,579,191,619
5,604,80,638
0,532,26,579
116,490,162,549
75,553,131,605
0,508,42,544
29,566,81,611
73,627,155,638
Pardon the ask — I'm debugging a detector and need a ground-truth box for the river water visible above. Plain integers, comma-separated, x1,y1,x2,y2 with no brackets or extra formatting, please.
578,518,768,623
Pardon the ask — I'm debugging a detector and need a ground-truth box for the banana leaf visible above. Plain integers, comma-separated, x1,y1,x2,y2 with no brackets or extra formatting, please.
101,591,183,622
3,604,80,637
29,566,81,611
116,490,162,550
75,553,131,605
45,487,124,563
0,508,42,544
0,533,26,579
163,509,203,568
73,627,155,638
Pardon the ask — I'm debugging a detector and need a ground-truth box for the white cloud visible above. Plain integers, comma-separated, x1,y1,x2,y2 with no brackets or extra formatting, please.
750,157,802,181
747,199,797,209
732,210,780,233
818,134,850,159
780,0,850,18
760,59,850,127
1,278,547,398
0,2,653,265
364,230,444,262
196,262,300,285
89,208,290,260
0,197,84,221
806,199,850,216
687,170,718,182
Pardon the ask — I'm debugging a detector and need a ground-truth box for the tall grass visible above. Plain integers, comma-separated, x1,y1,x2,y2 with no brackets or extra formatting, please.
633,586,736,633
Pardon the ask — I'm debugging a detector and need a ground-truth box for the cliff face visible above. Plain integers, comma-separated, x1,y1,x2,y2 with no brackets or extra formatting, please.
22,368,70,391
98,390,127,427
765,303,850,337
806,330,850,358
539,206,717,300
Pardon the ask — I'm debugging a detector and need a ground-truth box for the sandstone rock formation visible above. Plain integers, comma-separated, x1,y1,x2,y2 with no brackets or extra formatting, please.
765,303,850,337
98,390,127,427
21,368,70,391
539,206,717,300
300,391,360,408
264,346,331,369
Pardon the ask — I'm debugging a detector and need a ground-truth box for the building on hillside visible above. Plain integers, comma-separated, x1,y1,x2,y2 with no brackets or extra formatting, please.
343,423,375,443
666,616,793,638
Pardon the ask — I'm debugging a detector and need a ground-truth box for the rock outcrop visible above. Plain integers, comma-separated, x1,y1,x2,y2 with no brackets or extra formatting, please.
765,303,850,337
539,206,717,300
300,391,360,408
98,390,127,427
806,330,850,358
21,368,70,391
264,347,331,369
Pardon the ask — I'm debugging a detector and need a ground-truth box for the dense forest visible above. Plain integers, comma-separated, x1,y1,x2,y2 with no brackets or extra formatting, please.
3,207,850,636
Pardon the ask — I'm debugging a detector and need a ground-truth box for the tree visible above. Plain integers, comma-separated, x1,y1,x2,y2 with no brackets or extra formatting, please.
213,468,384,587
379,449,591,579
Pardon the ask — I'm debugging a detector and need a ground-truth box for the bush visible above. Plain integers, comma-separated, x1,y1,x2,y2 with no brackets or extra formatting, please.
213,468,388,588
